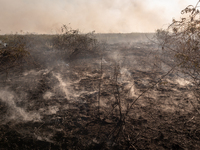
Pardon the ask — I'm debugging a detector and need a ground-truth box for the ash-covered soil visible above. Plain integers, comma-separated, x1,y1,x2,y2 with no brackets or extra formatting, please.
0,40,200,150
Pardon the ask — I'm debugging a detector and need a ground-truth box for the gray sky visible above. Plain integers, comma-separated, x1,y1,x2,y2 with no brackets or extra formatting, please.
0,0,198,34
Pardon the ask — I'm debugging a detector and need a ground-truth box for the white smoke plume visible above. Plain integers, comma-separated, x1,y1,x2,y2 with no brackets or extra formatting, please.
0,89,41,123
0,0,196,34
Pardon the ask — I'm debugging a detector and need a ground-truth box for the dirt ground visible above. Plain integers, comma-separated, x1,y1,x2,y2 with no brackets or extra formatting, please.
0,39,200,150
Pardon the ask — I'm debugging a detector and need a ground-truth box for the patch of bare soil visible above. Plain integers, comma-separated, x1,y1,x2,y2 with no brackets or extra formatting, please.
0,42,200,150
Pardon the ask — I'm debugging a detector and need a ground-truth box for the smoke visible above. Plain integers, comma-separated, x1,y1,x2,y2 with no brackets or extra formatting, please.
0,66,73,124
176,78,192,86
0,89,41,123
43,91,54,100
53,72,72,99
0,0,196,34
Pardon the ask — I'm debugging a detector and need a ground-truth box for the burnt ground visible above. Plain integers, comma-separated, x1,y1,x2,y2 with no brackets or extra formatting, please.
1,40,200,150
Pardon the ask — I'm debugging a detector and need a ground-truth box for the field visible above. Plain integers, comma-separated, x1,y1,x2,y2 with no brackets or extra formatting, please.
0,33,200,150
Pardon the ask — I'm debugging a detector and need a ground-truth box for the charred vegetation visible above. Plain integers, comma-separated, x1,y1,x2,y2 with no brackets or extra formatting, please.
0,20,200,150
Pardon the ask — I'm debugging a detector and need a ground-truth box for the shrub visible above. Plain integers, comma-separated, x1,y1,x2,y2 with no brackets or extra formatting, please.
52,25,98,61
0,34,30,75
156,1,200,99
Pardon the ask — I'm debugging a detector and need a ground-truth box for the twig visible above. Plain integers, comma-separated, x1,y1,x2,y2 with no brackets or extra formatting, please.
123,62,182,122
98,54,103,118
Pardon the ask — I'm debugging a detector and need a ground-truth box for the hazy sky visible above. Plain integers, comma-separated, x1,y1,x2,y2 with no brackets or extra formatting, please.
0,0,198,34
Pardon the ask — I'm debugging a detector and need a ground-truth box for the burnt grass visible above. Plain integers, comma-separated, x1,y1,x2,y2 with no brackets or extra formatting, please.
1,37,200,150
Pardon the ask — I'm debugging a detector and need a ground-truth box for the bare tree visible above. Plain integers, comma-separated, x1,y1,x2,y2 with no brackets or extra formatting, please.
156,1,200,99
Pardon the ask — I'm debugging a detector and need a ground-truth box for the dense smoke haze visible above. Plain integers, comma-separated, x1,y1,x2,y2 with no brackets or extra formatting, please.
0,0,197,34
1,0,200,149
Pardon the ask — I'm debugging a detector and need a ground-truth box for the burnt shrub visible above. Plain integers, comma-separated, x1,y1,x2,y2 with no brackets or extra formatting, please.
52,25,99,62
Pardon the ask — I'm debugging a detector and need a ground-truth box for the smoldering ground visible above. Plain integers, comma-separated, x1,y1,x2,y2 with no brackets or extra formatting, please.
0,31,199,149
